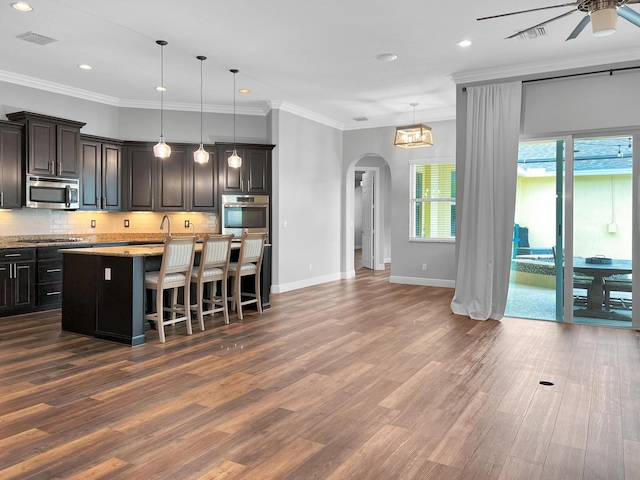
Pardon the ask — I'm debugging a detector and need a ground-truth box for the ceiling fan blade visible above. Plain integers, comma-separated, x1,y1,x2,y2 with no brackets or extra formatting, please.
505,10,576,39
566,15,591,40
478,2,577,21
618,5,640,28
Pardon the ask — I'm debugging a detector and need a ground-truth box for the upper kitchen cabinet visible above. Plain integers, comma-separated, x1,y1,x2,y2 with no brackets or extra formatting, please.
80,135,123,211
123,142,155,211
0,121,23,209
122,142,190,212
189,145,217,212
7,111,85,179
217,143,274,195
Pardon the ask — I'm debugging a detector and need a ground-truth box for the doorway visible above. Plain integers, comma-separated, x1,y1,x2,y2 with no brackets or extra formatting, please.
506,134,636,328
346,156,391,278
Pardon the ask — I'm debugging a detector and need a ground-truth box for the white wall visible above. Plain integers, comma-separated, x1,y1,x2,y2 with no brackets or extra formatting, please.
342,119,457,287
269,109,343,293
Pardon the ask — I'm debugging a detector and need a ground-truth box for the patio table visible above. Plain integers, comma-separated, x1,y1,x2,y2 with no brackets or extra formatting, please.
572,258,631,318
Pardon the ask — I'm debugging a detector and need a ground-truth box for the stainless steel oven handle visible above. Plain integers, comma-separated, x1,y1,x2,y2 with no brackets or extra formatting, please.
65,185,71,207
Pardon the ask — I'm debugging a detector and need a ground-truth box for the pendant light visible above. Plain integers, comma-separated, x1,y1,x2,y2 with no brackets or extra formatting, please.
227,69,242,169
394,102,434,148
193,55,209,164
153,40,171,159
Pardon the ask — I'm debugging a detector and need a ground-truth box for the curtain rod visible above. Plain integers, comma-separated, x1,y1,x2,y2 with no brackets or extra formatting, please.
461,65,640,92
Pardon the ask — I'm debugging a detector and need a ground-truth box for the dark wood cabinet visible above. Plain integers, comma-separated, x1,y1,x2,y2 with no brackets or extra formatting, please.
36,247,63,310
0,249,36,316
156,145,188,211
218,143,273,195
0,121,23,209
123,143,155,211
190,146,218,211
80,135,122,211
7,111,85,179
123,142,214,212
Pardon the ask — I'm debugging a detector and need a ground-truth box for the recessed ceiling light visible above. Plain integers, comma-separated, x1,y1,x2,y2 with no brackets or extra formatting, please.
375,53,398,62
12,2,32,12
155,86,167,92
239,89,251,94
457,40,472,47
78,64,93,70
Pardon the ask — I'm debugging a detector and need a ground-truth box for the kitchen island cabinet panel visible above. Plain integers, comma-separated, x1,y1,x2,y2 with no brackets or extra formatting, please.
95,256,146,345
62,254,96,336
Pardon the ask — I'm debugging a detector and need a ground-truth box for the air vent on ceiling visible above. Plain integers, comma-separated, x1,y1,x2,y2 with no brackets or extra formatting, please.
16,31,58,45
353,116,369,122
519,27,546,39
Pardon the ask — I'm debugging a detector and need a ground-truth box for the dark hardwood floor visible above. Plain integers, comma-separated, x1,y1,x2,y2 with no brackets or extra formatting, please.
1,267,640,479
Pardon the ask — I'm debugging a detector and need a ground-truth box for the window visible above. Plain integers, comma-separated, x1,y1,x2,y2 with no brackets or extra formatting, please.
410,162,456,241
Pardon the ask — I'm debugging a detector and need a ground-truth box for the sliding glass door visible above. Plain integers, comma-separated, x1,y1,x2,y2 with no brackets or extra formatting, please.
506,134,636,328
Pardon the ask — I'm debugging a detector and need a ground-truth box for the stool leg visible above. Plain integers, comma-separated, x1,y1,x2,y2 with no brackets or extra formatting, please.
235,274,243,320
197,279,205,331
184,284,193,335
221,278,229,325
156,287,166,343
255,272,262,314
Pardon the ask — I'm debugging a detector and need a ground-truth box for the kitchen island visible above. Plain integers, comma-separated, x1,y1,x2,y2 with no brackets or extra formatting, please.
61,242,271,346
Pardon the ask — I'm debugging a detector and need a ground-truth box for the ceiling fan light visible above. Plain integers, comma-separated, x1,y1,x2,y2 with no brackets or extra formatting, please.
590,8,618,36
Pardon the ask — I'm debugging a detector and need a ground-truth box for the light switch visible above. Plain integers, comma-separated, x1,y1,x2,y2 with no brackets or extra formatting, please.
105,267,111,281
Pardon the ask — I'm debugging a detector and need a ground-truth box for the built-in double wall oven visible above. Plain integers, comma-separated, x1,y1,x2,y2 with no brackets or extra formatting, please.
221,194,270,239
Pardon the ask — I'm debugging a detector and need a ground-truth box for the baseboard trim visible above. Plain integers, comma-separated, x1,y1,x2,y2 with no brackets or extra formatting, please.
272,272,343,294
389,276,455,288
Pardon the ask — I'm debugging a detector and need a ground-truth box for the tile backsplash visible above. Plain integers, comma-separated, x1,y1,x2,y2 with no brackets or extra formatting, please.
0,209,217,237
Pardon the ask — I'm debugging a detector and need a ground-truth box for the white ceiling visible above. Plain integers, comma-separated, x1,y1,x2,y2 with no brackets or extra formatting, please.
1,0,640,130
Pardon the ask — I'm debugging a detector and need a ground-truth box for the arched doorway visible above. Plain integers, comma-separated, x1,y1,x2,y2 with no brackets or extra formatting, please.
345,155,392,276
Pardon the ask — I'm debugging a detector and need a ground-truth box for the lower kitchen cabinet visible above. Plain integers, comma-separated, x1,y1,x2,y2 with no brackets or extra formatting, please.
0,249,36,316
36,247,64,310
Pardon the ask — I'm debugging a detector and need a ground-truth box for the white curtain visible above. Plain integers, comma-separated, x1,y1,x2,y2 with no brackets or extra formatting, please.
450,81,522,320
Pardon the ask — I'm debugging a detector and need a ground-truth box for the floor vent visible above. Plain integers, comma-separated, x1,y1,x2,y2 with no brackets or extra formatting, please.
16,31,58,46
519,27,547,40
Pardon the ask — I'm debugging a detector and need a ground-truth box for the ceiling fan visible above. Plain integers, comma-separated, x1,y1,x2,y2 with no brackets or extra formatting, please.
478,0,640,41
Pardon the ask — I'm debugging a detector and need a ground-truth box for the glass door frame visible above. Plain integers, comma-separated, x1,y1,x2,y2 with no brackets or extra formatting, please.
561,131,639,328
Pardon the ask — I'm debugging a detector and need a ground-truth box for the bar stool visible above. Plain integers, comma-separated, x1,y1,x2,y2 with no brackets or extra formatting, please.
144,236,197,343
227,232,267,320
189,234,233,330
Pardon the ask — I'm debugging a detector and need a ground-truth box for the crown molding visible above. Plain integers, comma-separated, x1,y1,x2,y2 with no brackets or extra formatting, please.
265,101,345,130
117,99,265,116
0,69,121,105
450,48,640,85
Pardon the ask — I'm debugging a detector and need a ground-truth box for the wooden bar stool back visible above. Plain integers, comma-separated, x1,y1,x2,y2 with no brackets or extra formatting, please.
190,234,233,330
228,232,267,320
144,236,197,343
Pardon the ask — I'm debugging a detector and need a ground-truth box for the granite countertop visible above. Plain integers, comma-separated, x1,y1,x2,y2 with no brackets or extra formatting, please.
0,233,208,249
63,242,241,257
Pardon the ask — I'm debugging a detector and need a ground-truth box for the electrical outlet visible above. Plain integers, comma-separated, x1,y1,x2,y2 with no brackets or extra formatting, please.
124,219,130,228
90,219,96,228
422,263,427,271
185,220,190,228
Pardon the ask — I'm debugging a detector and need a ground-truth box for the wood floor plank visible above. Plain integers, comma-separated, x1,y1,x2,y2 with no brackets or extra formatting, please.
584,412,624,480
0,266,638,479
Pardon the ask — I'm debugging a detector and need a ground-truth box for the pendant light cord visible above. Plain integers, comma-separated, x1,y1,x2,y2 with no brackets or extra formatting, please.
232,70,237,150
160,44,164,136
200,57,204,144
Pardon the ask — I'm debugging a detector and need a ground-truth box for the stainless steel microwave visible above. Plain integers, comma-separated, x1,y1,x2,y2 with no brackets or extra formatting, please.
25,176,79,210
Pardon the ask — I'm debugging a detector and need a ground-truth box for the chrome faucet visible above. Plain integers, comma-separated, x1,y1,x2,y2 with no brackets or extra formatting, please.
160,214,172,238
